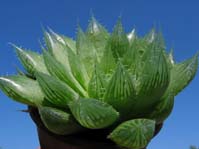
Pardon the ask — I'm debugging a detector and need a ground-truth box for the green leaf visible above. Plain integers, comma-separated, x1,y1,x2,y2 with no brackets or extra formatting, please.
88,63,106,100
109,19,129,60
86,16,109,60
44,31,72,71
147,52,198,123
43,50,87,97
76,26,97,76
39,106,82,135
108,119,155,149
99,45,116,77
0,75,44,106
148,93,174,123
144,29,165,49
68,98,119,129
48,28,76,53
62,36,77,52
104,62,135,116
122,39,149,74
67,48,90,90
35,72,79,108
87,16,109,38
45,30,89,91
133,38,170,114
14,46,49,76
167,52,198,96
144,28,156,43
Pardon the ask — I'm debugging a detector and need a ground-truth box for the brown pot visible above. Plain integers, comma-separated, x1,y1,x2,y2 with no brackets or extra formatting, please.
29,106,162,149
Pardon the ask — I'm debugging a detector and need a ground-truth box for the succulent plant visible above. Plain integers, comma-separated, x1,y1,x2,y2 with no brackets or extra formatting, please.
0,16,198,149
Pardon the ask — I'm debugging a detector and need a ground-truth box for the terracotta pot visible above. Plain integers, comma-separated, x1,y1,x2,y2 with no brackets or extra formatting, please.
29,106,162,149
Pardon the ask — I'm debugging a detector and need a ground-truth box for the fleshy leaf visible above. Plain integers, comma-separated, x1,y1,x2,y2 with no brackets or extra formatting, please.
167,52,198,96
109,19,129,60
35,72,79,108
0,75,44,106
86,16,109,60
99,45,116,77
39,106,82,135
44,31,72,72
67,48,90,90
108,119,155,149
68,98,119,129
76,26,96,76
88,63,106,100
62,36,77,52
45,31,89,90
122,39,149,74
133,36,169,114
43,50,87,97
87,16,109,37
48,28,76,53
14,46,49,76
148,93,174,123
104,62,135,116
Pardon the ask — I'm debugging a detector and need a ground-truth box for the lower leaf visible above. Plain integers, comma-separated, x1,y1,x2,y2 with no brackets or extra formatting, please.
0,75,44,106
148,94,174,124
68,98,119,129
39,106,82,135
108,119,155,149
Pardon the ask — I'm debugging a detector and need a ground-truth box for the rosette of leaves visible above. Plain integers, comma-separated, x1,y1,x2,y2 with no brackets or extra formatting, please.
0,16,198,149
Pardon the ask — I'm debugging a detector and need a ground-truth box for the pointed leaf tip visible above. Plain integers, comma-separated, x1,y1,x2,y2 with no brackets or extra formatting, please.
168,48,175,65
48,28,66,45
168,52,198,96
46,28,76,53
109,19,129,60
145,28,156,43
14,46,49,76
88,15,99,34
0,75,44,106
86,16,109,61
113,18,124,35
127,29,136,41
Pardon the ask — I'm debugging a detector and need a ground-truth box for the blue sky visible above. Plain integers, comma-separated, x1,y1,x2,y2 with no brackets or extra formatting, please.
0,0,199,149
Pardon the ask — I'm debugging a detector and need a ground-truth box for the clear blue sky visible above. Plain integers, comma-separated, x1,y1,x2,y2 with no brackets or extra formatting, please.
0,0,198,149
